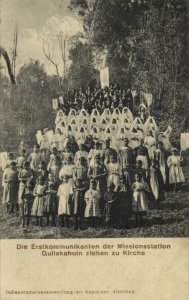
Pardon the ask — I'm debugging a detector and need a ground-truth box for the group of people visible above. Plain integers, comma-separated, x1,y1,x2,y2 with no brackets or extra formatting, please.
39,103,171,155
1,84,186,230
59,82,137,114
2,133,185,230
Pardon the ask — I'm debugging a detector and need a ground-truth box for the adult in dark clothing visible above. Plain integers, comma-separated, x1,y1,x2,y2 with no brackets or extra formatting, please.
134,139,150,170
103,139,117,165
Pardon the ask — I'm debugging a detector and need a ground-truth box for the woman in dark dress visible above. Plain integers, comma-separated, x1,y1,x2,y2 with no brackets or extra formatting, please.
72,178,86,230
103,183,118,227
44,173,58,226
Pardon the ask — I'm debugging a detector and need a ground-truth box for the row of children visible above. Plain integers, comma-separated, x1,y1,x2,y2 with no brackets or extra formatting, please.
2,135,185,228
3,160,150,229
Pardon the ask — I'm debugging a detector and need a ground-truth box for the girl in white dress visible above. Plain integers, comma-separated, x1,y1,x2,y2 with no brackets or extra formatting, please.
167,148,185,191
122,107,133,123
144,130,156,159
59,156,75,188
121,116,132,131
55,110,65,127
76,127,87,145
90,126,99,141
84,179,101,228
132,173,150,226
144,116,159,135
40,129,50,150
57,175,74,227
74,143,89,165
88,141,103,167
101,108,111,122
116,127,127,151
28,145,41,173
52,128,64,151
31,176,47,227
106,155,122,191
91,108,100,120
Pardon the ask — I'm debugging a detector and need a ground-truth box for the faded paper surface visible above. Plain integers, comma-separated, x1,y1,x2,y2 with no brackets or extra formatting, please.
1,238,189,300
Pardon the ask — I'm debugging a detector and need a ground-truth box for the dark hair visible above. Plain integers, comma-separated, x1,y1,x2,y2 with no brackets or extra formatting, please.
109,182,115,189
23,161,30,167
39,160,46,167
135,173,142,178
34,144,40,148
79,156,86,161
37,175,45,183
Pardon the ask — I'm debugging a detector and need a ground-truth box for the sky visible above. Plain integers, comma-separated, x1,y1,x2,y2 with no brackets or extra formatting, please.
1,0,83,75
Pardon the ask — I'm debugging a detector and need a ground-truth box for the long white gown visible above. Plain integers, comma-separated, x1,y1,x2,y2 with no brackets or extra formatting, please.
57,183,73,215
167,155,185,184
132,181,149,212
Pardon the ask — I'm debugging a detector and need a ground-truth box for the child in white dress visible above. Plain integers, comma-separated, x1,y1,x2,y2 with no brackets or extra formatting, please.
167,148,185,191
84,179,101,229
31,175,47,227
57,175,73,227
106,155,122,191
132,173,150,226
28,144,41,173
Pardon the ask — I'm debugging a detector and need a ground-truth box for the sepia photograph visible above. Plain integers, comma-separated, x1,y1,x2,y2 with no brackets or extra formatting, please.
0,0,189,239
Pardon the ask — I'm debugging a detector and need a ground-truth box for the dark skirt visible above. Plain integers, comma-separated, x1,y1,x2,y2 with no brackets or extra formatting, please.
21,194,34,216
3,182,18,204
44,194,58,216
103,192,118,223
73,191,85,217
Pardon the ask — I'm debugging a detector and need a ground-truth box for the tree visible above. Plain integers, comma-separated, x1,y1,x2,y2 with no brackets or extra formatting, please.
69,0,189,137
0,60,54,150
0,47,16,84
69,0,148,86
67,34,99,89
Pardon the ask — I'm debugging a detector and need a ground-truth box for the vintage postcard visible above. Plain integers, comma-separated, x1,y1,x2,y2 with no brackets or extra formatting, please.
0,0,189,299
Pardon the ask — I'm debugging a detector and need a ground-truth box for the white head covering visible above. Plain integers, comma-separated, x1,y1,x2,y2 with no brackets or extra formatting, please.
65,124,74,136
117,126,126,137
112,107,121,116
105,125,112,134
91,126,99,140
79,117,89,129
132,117,144,131
101,108,111,117
100,117,107,131
55,110,65,126
67,109,76,120
91,108,100,118
79,108,89,119
101,108,112,124
139,103,150,113
90,116,98,128
120,116,132,130
163,125,172,137
76,126,87,144
111,117,118,131
122,107,133,122
144,116,158,132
